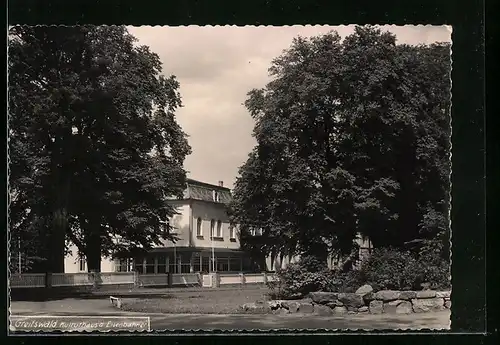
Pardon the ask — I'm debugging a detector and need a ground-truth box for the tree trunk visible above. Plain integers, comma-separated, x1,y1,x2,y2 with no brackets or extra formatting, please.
49,208,67,273
49,137,72,273
86,229,102,273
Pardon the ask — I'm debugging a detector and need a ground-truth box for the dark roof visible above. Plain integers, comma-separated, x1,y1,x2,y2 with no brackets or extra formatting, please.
187,184,232,204
186,178,231,191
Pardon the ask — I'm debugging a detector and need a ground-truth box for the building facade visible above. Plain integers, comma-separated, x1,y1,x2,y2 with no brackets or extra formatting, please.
65,179,251,274
64,178,373,274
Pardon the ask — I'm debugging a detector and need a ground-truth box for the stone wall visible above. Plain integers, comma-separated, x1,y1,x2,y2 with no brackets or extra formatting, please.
240,285,451,315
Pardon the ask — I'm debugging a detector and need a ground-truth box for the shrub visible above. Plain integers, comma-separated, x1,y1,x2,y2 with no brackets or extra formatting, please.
359,247,421,291
267,256,333,299
297,255,328,272
324,269,365,293
358,247,451,291
267,248,451,300
416,251,451,290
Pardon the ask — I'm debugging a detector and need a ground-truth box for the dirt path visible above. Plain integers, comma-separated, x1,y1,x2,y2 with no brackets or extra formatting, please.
10,310,451,331
10,297,451,331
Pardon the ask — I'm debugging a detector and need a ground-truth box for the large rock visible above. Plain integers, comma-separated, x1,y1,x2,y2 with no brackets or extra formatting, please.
332,306,348,315
309,292,339,304
374,290,400,301
326,300,344,308
384,300,404,314
362,291,375,303
369,300,383,314
358,306,369,313
338,293,365,308
384,300,413,314
298,302,314,313
268,300,283,310
411,298,445,313
272,308,290,315
314,304,334,315
396,301,413,314
436,291,451,298
397,291,417,300
282,301,300,313
355,284,373,295
241,302,271,314
416,290,437,299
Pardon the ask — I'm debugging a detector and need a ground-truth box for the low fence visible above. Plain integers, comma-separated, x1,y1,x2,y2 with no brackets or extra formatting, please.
244,273,266,284
10,273,46,288
10,272,275,289
137,273,200,287
171,273,200,286
219,273,242,285
209,272,276,288
52,272,136,287
10,272,137,288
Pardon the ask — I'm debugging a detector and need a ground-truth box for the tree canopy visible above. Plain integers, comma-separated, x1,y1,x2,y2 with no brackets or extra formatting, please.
229,26,451,268
9,25,191,273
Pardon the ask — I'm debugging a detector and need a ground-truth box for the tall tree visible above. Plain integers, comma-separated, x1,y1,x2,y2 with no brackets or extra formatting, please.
230,26,451,267
8,25,191,273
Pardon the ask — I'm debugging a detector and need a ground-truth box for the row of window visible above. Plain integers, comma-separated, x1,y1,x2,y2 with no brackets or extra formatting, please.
114,256,248,273
76,224,254,272
195,217,237,240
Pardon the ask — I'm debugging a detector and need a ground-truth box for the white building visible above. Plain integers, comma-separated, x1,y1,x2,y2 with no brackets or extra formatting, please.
64,178,372,274
65,179,251,273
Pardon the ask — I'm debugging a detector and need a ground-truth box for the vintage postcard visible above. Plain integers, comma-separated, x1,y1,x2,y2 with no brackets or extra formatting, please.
8,24,452,333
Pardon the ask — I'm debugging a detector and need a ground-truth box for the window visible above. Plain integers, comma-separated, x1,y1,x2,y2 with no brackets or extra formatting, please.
134,259,144,274
217,257,229,271
78,256,86,272
229,226,236,240
192,253,201,272
145,255,155,274
201,256,210,273
210,219,215,238
212,190,220,202
115,258,133,272
229,257,241,271
196,217,203,237
168,254,177,273
157,254,167,274
216,220,222,238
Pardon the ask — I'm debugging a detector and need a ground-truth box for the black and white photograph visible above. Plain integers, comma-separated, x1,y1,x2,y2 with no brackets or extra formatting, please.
8,24,452,333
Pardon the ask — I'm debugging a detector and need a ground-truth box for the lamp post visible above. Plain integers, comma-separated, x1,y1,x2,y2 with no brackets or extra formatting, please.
211,235,215,273
173,243,177,274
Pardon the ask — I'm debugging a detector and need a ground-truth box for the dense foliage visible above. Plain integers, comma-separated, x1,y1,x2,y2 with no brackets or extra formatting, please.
230,26,451,267
268,249,451,299
9,25,191,273
267,256,335,299
357,247,421,291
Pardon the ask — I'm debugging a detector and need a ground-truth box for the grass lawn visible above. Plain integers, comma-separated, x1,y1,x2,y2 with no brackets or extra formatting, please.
121,286,270,314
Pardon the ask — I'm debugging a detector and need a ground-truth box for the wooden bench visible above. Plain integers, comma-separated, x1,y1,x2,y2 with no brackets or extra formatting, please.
109,296,123,309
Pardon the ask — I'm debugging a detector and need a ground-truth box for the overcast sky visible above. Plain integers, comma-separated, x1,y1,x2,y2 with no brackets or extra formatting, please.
127,25,452,189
